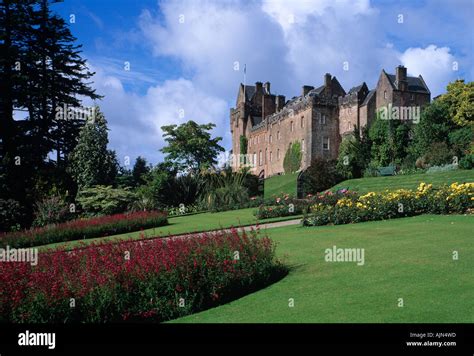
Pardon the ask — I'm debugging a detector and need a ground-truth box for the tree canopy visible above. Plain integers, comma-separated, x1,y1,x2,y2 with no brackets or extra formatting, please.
160,121,225,172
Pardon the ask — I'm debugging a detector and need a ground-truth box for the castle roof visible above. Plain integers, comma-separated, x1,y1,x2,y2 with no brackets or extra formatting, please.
361,89,376,106
384,72,430,93
307,85,325,96
348,84,365,94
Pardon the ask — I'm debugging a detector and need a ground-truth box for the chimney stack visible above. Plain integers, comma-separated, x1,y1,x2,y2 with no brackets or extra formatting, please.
302,85,314,96
396,65,407,91
255,81,263,92
276,95,286,112
263,82,271,94
324,73,332,87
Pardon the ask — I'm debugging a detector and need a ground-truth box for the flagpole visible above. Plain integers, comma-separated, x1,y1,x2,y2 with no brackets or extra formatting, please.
243,63,246,101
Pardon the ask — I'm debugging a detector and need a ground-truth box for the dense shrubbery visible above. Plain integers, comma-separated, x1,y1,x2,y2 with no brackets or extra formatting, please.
303,182,473,226
459,154,474,170
0,211,168,248
76,185,137,216
0,228,287,323
32,196,72,227
301,158,344,195
0,199,24,232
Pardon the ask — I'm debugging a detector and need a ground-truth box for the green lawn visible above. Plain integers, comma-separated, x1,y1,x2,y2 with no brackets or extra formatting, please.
264,172,298,199
331,169,474,194
39,208,302,251
171,214,474,323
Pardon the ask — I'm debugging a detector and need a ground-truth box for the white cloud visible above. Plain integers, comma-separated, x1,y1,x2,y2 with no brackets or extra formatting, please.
85,64,228,165
399,45,456,96
138,0,293,98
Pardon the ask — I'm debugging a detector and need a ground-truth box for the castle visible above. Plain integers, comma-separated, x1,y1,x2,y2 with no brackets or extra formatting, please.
230,66,431,177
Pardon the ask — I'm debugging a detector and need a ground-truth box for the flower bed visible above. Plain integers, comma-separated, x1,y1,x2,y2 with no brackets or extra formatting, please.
0,228,287,323
0,211,168,249
254,190,359,220
303,182,474,226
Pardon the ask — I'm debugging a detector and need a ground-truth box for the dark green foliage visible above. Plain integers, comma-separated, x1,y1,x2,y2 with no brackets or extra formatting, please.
199,168,249,212
423,142,455,166
76,185,136,216
0,199,24,232
369,114,411,167
160,121,225,172
132,156,149,186
301,158,343,194
449,127,473,158
459,154,474,169
410,100,453,158
337,126,372,179
283,141,302,174
239,135,248,155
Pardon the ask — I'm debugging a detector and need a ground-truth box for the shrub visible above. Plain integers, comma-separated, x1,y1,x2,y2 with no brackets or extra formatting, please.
283,141,302,174
423,142,455,166
0,199,24,232
0,211,168,248
459,154,474,170
76,185,136,216
32,196,72,227
0,228,287,323
301,158,343,194
199,168,258,212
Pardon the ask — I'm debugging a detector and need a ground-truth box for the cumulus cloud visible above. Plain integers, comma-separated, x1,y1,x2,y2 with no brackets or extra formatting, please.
399,45,456,96
84,64,228,165
138,0,293,98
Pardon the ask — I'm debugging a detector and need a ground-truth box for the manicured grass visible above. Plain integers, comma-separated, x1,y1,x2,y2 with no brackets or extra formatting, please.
38,208,302,251
171,214,474,323
331,169,474,194
264,172,298,199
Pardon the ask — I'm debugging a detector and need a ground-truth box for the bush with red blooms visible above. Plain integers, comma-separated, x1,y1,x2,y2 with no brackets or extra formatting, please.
0,211,168,249
0,228,287,323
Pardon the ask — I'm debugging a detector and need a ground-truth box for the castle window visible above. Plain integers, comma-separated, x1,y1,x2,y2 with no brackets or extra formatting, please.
277,131,280,140
301,116,304,128
265,148,268,163
277,149,280,160
269,134,273,143
323,137,330,151
290,121,294,132
410,93,415,101
301,139,305,152
259,150,263,166
270,151,273,162
319,114,326,125
384,90,387,99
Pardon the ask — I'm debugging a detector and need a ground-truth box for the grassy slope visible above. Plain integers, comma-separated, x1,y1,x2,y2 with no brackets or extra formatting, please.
172,214,474,323
39,208,302,251
331,170,474,194
264,172,298,199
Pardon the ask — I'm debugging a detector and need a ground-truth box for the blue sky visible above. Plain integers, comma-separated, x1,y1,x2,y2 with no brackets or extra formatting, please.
51,0,474,165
